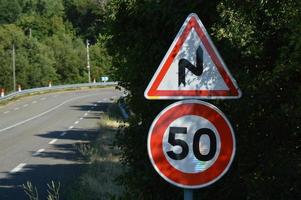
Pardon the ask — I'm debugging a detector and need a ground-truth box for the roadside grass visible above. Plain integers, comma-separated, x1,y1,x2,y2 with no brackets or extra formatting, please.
21,102,126,200
22,181,60,200
64,103,127,200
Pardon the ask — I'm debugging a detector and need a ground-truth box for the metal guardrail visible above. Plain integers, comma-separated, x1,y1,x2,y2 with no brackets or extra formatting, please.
0,82,117,102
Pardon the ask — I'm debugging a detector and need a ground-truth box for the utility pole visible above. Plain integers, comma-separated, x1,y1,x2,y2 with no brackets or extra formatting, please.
86,39,91,83
12,44,16,91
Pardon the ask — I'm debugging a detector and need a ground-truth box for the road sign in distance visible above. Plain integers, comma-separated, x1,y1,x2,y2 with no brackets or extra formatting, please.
147,100,236,188
101,76,109,82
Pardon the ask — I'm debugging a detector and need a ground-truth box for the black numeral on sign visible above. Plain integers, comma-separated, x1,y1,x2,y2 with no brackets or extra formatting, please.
167,127,217,161
166,127,189,160
193,128,216,161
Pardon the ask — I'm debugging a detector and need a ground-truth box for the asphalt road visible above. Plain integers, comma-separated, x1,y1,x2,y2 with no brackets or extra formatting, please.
0,87,122,199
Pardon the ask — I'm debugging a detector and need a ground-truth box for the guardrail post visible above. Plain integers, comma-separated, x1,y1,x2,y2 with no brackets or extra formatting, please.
1,88,5,97
48,81,52,88
18,84,22,92
93,78,96,84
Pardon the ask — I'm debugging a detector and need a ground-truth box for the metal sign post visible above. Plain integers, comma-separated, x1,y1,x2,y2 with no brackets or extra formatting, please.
184,189,193,200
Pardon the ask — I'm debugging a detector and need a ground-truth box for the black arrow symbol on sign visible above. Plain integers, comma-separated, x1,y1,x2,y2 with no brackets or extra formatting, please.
178,46,204,87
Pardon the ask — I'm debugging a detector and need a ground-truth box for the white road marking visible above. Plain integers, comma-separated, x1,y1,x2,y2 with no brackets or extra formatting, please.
69,126,74,129
32,101,37,104
97,100,102,103
60,132,66,136
3,111,9,114
32,149,45,156
74,121,79,124
23,104,28,107
14,107,19,111
84,113,88,116
40,97,46,100
49,139,58,144
88,110,91,113
10,163,26,173
79,117,83,120
103,98,107,101
0,93,100,133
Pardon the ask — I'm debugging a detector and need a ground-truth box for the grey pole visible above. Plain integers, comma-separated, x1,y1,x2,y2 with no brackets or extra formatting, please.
86,39,91,83
184,189,193,200
12,44,16,91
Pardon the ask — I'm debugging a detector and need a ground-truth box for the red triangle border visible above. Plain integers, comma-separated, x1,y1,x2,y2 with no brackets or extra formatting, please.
145,14,241,99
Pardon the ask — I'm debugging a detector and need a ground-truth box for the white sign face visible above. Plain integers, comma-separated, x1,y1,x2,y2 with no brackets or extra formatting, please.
148,100,236,189
144,13,241,100
101,76,109,82
158,29,228,91
162,115,221,174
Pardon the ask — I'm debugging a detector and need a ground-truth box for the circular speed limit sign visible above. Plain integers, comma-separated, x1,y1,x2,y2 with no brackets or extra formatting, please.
147,100,236,188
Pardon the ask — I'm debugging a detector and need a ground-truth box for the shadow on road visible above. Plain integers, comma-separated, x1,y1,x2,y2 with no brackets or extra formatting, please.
37,128,99,142
71,102,111,112
0,163,86,199
0,102,114,199
70,102,112,120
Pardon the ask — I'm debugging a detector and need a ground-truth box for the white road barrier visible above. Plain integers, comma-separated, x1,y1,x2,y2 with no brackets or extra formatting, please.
0,82,117,102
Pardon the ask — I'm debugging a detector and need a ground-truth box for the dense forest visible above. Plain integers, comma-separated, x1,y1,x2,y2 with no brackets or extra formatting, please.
105,0,300,199
1,0,300,199
0,0,111,92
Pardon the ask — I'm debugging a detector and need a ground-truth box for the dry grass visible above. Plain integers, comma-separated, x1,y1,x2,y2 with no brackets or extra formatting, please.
99,115,122,129
66,104,127,200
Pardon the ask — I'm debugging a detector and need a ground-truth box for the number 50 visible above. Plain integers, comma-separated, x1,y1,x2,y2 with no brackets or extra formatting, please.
166,127,217,161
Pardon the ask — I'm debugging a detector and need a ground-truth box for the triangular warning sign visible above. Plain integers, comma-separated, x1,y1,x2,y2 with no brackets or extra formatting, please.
144,13,241,100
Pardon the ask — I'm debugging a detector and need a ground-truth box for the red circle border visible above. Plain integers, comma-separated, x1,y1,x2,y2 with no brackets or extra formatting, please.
148,100,235,188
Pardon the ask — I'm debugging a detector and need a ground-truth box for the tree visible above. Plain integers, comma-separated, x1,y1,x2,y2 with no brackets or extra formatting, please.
22,38,58,87
90,34,113,81
0,24,59,90
64,0,107,43
21,0,64,17
0,0,22,24
0,24,26,91
103,0,301,199
104,1,217,199
43,33,86,84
